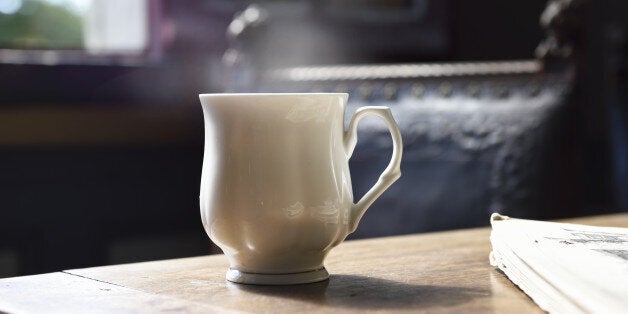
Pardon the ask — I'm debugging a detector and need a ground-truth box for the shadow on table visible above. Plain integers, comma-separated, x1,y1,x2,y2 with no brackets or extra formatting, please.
234,274,489,310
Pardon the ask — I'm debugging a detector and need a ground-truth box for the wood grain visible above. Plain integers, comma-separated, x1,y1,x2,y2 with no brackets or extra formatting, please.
1,213,626,313
63,228,525,313
0,272,233,313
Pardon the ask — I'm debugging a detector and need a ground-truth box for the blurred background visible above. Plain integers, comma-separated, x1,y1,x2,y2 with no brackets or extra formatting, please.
0,0,626,278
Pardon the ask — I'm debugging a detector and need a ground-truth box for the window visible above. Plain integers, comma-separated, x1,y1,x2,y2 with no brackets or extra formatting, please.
0,0,155,65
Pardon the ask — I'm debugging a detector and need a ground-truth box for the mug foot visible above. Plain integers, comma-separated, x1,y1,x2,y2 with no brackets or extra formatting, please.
226,267,329,285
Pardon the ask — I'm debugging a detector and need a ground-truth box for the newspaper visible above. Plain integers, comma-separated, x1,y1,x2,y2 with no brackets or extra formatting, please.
489,214,628,314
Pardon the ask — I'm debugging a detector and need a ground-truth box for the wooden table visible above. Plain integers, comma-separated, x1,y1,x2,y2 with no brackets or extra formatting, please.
1,213,626,313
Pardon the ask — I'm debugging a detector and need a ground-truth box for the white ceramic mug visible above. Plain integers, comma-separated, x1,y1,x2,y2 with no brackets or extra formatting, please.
199,93,402,285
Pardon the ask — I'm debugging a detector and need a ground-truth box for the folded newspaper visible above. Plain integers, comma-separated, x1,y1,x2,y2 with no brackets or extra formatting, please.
489,214,628,314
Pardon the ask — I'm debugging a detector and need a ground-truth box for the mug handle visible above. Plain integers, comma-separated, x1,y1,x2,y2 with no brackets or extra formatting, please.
344,106,403,233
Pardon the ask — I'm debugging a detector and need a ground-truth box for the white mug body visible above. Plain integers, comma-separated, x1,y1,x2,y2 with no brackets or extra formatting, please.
200,93,353,275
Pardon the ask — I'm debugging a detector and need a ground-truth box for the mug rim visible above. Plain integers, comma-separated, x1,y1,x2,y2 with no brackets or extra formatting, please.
199,92,348,97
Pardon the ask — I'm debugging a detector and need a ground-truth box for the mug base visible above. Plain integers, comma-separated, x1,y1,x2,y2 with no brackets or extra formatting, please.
226,267,329,285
